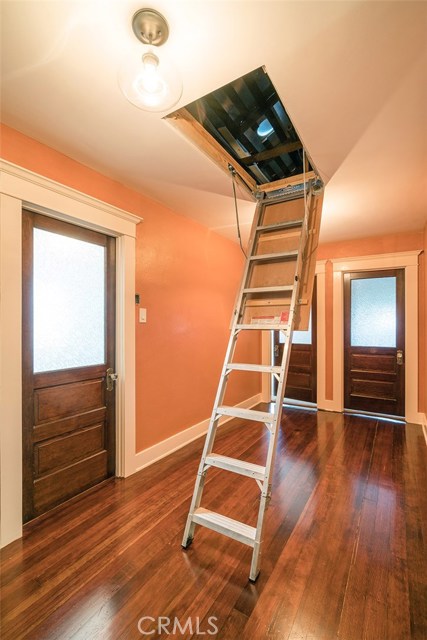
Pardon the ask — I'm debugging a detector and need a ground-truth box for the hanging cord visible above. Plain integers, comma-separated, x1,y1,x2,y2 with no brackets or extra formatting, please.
302,147,309,218
229,165,247,259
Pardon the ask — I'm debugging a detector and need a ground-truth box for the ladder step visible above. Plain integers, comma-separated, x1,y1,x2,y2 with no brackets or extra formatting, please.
226,363,282,374
236,323,289,330
256,219,303,232
217,405,274,423
250,250,298,262
205,454,266,480
192,508,256,546
243,285,294,294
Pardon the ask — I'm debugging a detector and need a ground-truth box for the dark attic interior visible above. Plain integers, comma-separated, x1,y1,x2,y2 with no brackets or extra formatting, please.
185,66,313,186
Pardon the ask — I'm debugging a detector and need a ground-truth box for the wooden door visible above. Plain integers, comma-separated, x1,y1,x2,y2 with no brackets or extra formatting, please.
344,269,405,417
273,282,317,403
22,211,116,522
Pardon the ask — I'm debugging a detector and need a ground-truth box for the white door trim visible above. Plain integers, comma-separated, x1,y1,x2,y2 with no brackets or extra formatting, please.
331,251,422,424
0,160,140,547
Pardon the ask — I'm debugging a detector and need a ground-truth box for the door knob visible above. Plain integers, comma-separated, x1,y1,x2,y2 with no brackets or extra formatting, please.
106,367,118,391
396,350,404,366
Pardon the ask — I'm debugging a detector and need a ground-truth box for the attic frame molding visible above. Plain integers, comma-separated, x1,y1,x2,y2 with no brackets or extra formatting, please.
165,109,317,197
0,160,140,548
331,251,422,424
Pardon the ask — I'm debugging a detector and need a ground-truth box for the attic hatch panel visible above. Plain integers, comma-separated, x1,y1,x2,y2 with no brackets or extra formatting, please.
184,66,312,188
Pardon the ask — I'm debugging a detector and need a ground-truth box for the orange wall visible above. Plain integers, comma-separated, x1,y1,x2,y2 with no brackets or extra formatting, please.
423,224,427,414
1,124,261,451
318,231,425,411
317,231,423,261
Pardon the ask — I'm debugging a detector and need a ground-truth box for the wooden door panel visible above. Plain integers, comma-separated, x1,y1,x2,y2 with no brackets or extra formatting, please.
33,451,108,514
350,353,396,373
347,395,398,415
289,348,314,369
287,371,311,388
33,407,106,441
34,379,104,423
35,424,104,475
351,379,396,399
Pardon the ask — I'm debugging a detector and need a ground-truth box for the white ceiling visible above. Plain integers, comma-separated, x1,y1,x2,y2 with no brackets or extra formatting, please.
1,0,426,244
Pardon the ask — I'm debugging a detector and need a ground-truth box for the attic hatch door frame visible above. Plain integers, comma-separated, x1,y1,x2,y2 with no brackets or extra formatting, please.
164,66,318,199
164,66,324,332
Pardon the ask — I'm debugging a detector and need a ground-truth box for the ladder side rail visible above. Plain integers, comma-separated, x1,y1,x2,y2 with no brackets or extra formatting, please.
197,194,268,458
182,329,241,546
249,185,314,581
229,196,266,330
262,185,314,486
272,184,314,425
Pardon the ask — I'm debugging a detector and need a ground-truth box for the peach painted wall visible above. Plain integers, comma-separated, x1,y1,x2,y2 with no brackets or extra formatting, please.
1,124,261,451
318,231,425,410
423,224,427,414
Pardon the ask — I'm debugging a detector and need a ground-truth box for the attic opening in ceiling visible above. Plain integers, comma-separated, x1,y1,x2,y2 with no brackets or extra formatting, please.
182,66,313,187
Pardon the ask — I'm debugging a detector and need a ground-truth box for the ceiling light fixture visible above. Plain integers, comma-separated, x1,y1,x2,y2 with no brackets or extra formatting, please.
118,9,182,112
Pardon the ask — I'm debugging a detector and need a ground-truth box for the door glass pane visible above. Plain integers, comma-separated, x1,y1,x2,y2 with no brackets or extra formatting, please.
351,277,396,347
33,228,105,373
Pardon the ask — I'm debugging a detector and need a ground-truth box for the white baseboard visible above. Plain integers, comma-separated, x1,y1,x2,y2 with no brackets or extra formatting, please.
406,411,425,426
317,399,341,413
134,394,262,472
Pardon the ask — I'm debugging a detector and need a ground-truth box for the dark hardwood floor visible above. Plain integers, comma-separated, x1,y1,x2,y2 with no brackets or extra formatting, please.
1,407,426,639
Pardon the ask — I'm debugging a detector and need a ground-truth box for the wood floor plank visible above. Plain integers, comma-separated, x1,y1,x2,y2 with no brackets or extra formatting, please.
1,408,426,640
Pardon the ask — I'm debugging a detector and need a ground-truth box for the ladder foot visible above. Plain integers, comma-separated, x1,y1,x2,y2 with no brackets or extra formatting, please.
249,570,260,583
181,537,193,549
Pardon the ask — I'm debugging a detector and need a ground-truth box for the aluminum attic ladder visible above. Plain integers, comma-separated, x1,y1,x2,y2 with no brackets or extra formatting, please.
182,177,322,582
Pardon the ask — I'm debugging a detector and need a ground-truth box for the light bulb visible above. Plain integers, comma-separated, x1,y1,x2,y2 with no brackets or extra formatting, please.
118,47,182,113
134,53,164,96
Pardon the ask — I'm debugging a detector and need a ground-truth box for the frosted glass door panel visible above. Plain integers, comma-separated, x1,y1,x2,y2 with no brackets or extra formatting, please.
350,277,396,347
33,228,105,373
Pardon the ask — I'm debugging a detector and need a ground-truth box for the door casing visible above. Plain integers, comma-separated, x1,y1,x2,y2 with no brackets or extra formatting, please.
331,252,421,423
0,159,139,547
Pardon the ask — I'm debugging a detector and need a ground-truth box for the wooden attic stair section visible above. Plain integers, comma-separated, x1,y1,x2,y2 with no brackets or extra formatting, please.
165,66,323,329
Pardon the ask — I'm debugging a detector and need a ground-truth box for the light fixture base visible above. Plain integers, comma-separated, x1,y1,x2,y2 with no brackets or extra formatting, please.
132,9,169,46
